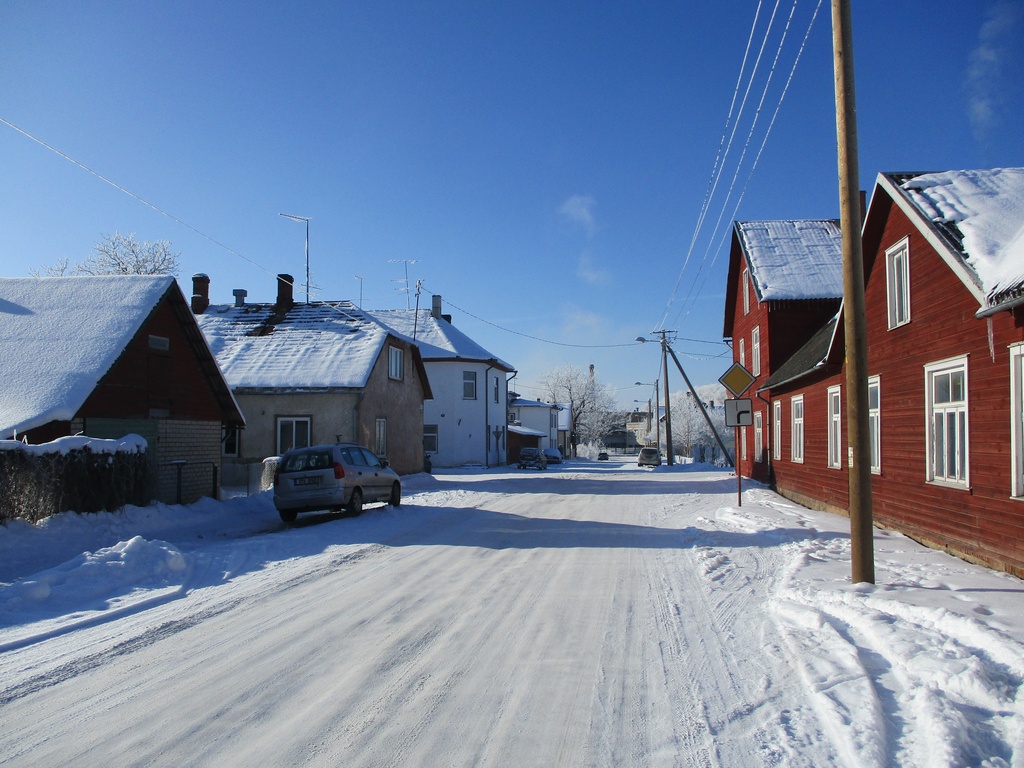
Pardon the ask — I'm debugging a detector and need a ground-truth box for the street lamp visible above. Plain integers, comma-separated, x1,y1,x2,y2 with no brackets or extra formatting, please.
634,379,660,451
280,213,310,303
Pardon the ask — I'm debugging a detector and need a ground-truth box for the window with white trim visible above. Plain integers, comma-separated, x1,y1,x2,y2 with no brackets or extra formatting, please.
827,386,842,468
773,400,782,461
754,410,763,463
868,376,881,474
752,326,761,377
424,424,438,453
277,416,311,455
739,338,746,368
1012,346,1024,497
743,268,750,314
388,345,404,380
886,237,911,329
463,371,477,400
925,356,968,486
222,426,239,458
791,395,804,463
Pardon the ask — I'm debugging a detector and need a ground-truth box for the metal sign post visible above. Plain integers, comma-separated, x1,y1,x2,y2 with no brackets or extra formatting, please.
720,363,756,507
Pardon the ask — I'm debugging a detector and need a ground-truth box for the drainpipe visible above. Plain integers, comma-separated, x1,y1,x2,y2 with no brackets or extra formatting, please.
484,364,493,467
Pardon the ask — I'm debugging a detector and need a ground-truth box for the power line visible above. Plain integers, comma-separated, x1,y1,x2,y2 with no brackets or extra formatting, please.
0,115,277,279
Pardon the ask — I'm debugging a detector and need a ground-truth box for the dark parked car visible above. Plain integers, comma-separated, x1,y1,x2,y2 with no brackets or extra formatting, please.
597,452,609,461
638,447,662,467
273,443,401,523
543,447,563,464
517,447,548,470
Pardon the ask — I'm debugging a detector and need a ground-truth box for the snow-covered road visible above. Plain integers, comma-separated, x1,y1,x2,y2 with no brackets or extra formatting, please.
2,459,1022,766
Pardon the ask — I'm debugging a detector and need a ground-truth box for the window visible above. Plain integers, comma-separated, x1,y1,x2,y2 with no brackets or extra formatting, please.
827,386,842,468
463,371,478,400
752,326,761,377
754,410,763,463
148,335,170,351
868,376,881,474
925,356,968,486
773,400,782,460
222,426,239,457
1012,346,1024,497
739,338,746,368
375,418,387,457
742,268,750,314
388,346,404,380
493,376,500,403
424,424,439,453
277,416,311,455
791,395,804,463
886,237,911,329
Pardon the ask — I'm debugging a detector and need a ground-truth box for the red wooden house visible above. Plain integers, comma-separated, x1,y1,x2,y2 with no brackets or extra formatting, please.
0,275,244,505
723,219,844,483
742,167,1024,577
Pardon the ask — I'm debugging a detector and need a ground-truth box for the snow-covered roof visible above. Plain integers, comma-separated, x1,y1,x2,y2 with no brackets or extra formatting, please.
736,219,844,301
366,309,514,372
510,398,557,409
892,168,1024,314
0,275,174,438
196,301,389,390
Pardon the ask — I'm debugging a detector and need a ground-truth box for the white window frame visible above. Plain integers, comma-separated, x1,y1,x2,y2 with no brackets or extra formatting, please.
388,345,404,380
868,375,881,474
1012,345,1024,497
924,355,969,487
222,425,240,458
886,236,911,329
424,424,439,454
739,338,746,368
827,385,842,469
277,416,311,455
751,326,761,377
743,268,750,314
463,371,478,400
791,395,804,464
753,410,763,463
773,400,782,461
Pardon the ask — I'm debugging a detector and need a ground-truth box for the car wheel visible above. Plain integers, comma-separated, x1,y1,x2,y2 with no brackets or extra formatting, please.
389,482,401,507
278,508,298,523
347,488,363,516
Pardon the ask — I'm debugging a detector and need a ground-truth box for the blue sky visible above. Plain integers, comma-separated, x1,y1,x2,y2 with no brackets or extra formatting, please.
2,2,1022,408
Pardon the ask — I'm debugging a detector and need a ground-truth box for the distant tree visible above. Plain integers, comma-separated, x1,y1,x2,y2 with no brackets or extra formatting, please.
538,363,618,455
33,233,179,277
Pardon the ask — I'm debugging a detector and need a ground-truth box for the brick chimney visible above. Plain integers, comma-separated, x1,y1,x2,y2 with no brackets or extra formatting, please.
191,273,210,314
276,274,295,311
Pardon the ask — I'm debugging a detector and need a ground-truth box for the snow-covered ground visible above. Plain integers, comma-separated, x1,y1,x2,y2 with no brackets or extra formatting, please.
1,458,1021,767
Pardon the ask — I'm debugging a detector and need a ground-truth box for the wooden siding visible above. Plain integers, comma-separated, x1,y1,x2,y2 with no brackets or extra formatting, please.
761,196,1024,576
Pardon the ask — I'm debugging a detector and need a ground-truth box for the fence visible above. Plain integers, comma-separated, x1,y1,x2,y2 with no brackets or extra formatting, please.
0,438,150,524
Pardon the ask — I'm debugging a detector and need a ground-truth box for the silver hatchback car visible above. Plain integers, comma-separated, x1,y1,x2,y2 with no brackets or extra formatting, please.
273,443,401,523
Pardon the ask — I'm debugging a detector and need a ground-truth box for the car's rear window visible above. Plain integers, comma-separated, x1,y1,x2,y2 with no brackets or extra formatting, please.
282,451,332,473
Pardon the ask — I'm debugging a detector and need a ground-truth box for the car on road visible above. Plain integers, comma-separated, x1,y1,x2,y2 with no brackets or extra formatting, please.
637,447,662,467
273,443,401,523
597,451,609,461
517,447,548,470
543,447,563,464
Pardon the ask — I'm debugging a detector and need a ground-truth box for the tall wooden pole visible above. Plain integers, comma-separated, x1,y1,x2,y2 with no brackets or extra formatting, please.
832,0,874,583
660,331,674,465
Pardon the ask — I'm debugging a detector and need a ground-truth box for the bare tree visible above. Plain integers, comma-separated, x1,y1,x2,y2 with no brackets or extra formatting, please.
539,363,617,454
33,233,180,277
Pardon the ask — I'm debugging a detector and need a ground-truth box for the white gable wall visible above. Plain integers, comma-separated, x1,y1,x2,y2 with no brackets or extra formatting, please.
423,360,509,467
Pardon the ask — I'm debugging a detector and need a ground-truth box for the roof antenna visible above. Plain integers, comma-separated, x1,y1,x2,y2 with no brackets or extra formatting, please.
412,279,423,341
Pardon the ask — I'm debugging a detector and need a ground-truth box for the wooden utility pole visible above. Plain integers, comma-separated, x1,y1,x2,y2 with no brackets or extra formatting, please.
832,0,875,584
660,331,674,465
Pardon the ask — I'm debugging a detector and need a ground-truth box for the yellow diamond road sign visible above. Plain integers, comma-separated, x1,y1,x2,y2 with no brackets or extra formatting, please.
719,362,756,398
